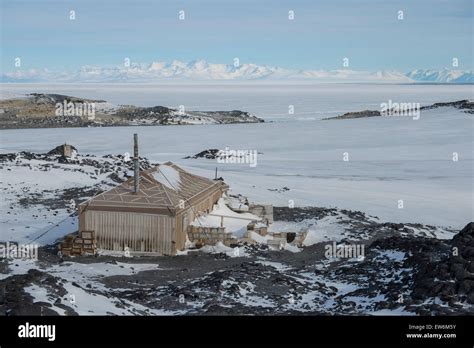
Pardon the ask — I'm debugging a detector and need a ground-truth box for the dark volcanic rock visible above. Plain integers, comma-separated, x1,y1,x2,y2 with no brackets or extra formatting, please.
421,100,474,113
116,105,171,122
323,99,473,120
409,222,474,309
47,144,78,156
322,109,381,120
274,206,338,222
184,149,220,159
0,269,75,316
28,93,105,105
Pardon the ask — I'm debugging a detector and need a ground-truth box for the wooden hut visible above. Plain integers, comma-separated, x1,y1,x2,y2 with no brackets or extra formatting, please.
78,161,228,256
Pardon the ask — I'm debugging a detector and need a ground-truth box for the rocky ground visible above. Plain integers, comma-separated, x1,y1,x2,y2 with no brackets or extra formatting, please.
0,221,472,316
1,146,154,206
0,93,263,129
0,147,472,316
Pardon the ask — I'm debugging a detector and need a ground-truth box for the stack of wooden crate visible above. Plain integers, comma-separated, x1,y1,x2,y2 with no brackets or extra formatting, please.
187,225,237,247
59,231,96,256
59,234,75,256
80,231,96,254
247,221,268,236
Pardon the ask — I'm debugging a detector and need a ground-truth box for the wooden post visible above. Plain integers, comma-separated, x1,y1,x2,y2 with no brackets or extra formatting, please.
133,133,139,193
220,216,224,227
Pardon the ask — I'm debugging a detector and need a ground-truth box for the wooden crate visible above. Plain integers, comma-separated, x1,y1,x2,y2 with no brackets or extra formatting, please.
58,231,97,257
81,231,95,240
256,227,268,236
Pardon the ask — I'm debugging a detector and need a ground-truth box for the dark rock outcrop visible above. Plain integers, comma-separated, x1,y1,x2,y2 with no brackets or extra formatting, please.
409,222,473,308
184,149,220,159
323,99,473,120
47,144,78,156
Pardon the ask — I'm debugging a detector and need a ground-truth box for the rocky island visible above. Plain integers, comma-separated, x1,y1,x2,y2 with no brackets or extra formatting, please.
322,99,473,120
0,93,264,129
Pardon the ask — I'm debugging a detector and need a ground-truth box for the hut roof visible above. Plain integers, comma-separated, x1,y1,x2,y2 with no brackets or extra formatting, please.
80,161,228,214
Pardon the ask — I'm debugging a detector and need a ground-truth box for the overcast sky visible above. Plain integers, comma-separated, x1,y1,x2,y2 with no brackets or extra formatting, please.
1,0,472,72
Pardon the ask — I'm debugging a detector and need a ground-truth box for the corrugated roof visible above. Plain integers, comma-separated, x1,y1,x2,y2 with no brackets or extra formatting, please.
81,161,227,212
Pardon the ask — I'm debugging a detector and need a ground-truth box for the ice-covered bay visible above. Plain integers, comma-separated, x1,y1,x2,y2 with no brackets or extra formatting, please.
1,102,471,229
1,83,473,121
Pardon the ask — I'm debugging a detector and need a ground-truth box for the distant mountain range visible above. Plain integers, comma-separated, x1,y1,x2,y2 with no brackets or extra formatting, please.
405,69,473,83
1,60,472,83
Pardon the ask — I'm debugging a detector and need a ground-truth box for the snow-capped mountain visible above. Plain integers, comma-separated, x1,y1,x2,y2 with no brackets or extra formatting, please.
1,60,472,83
295,69,413,83
406,69,474,83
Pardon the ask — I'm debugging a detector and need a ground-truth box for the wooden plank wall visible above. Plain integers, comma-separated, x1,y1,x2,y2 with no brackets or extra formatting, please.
84,211,176,255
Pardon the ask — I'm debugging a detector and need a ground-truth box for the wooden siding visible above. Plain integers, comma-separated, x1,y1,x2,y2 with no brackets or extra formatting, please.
175,188,224,248
84,211,176,255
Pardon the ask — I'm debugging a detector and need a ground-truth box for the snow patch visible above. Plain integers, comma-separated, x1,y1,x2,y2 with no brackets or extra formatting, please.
191,198,260,237
151,164,181,190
